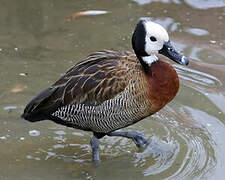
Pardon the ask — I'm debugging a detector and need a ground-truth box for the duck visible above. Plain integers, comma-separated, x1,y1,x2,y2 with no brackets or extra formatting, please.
21,17,189,162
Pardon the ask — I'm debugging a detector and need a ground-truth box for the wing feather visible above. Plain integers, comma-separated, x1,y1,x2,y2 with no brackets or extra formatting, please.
23,50,138,116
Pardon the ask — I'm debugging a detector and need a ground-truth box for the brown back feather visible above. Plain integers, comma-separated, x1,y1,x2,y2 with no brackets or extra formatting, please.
24,50,139,115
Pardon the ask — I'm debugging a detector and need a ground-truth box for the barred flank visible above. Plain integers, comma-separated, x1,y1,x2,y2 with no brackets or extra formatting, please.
52,85,150,133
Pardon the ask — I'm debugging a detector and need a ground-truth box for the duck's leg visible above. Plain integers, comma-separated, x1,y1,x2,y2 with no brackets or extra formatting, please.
90,135,100,162
107,130,150,148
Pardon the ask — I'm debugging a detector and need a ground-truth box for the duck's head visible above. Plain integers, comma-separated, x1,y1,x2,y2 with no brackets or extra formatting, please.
132,17,189,70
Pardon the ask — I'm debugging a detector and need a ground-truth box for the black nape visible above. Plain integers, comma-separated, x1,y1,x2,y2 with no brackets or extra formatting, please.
132,19,151,74
132,19,148,57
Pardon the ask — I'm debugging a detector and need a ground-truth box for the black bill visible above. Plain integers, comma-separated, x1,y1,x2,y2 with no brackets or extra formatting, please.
159,41,189,65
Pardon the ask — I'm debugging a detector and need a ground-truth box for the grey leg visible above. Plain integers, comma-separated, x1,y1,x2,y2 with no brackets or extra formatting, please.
108,130,150,148
90,135,100,162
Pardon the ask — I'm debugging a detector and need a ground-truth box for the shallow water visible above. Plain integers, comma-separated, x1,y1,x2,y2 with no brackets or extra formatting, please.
0,0,225,179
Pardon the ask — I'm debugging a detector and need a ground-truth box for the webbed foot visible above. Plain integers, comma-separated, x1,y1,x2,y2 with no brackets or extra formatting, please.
108,130,150,148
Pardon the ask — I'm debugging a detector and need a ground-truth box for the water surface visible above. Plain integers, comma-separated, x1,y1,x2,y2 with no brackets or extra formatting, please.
0,0,225,179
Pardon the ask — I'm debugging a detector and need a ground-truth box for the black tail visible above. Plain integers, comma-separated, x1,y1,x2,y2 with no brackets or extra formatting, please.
21,87,61,122
21,113,47,122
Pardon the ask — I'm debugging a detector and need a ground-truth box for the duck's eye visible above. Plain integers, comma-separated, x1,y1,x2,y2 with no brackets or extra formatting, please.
150,36,157,42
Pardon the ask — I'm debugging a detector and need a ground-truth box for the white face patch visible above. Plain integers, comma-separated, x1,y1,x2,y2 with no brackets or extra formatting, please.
144,21,169,42
143,21,169,56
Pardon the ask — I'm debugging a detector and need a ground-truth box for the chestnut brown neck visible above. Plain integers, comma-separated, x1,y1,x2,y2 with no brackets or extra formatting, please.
145,60,179,112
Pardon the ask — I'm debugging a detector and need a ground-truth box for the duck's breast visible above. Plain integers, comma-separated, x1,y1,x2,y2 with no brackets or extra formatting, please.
145,60,179,113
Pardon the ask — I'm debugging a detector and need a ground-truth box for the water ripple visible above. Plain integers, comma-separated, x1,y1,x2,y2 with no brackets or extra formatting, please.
117,109,217,179
174,64,222,88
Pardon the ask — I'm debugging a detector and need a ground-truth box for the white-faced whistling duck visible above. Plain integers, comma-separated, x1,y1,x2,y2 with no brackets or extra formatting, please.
21,17,189,162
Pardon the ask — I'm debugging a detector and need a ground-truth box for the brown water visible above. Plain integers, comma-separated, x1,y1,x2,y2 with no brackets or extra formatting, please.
0,0,225,179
